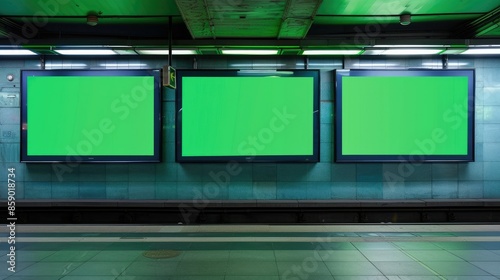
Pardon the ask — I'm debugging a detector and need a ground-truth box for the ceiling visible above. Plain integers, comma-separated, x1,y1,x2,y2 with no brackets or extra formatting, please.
0,0,500,53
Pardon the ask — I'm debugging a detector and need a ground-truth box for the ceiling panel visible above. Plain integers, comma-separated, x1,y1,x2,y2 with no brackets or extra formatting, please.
317,0,500,15
0,0,181,16
0,0,499,49
314,14,480,25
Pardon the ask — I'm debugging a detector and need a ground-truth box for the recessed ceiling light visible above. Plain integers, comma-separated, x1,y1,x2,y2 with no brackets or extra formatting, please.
302,50,363,55
0,49,37,55
221,49,279,55
461,48,500,55
136,49,197,55
365,49,443,55
55,49,117,55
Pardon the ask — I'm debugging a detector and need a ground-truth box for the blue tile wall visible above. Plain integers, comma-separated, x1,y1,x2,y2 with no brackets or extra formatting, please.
0,56,499,201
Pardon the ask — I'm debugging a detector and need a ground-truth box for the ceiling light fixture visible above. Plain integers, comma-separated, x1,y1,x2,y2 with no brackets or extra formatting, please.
87,15,98,26
221,49,279,55
0,49,37,55
461,48,500,55
136,49,197,55
54,49,117,55
400,14,411,26
364,48,443,55
302,50,363,55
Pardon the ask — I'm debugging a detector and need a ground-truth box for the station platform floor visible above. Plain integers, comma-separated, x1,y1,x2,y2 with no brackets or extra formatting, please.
2,224,500,279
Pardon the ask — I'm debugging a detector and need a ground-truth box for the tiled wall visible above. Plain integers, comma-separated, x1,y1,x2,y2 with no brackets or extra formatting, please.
0,55,499,200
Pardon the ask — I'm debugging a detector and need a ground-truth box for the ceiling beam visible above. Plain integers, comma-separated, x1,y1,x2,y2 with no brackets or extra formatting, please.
277,0,323,39
0,18,26,44
174,0,213,39
453,5,500,38
6,37,500,49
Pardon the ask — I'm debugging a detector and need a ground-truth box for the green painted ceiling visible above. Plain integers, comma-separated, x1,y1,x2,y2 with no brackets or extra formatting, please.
0,0,498,47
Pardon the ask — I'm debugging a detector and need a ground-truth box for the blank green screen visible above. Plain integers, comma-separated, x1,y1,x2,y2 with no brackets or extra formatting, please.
342,76,469,155
181,76,314,157
27,76,155,156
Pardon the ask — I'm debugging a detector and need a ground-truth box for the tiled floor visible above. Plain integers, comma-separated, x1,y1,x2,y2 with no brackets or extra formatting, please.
1,224,500,279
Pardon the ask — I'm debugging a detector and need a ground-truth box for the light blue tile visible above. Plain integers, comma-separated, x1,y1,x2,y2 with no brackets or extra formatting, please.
320,71,334,101
483,87,500,105
253,181,276,199
0,108,19,124
357,182,383,199
484,162,500,180
277,164,313,182
106,164,129,181
203,162,252,182
458,162,483,181
458,181,484,198
165,121,175,143
128,164,156,182
277,182,307,199
106,182,129,199
476,143,484,161
306,182,332,199
476,86,485,106
484,181,500,198
0,124,19,142
177,164,203,182
320,123,332,143
79,182,106,199
307,163,331,181
357,164,383,182
331,182,357,199
483,124,500,143
25,164,52,182
404,181,432,199
252,163,277,181
164,141,176,162
24,182,52,199
202,180,228,199
431,181,458,199
177,181,203,199
164,101,176,143
483,143,500,161
52,163,79,182
52,182,79,199
228,181,254,200
79,165,106,181
320,102,333,124
476,105,484,124
155,163,177,181
476,123,484,143
0,143,19,162
129,182,156,199
383,180,405,199
484,106,500,123
383,163,432,182
163,87,175,102
332,164,356,182
277,163,330,182
155,181,177,199
320,142,332,163
432,164,458,181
